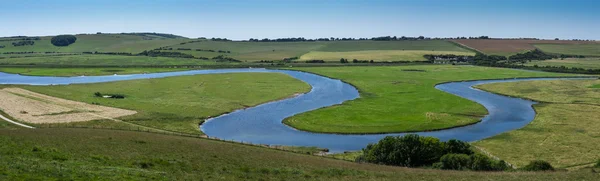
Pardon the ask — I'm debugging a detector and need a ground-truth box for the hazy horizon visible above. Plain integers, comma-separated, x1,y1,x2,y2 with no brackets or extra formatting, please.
1,0,598,40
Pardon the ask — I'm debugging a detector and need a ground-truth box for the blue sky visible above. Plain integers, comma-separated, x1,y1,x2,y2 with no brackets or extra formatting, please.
1,0,598,40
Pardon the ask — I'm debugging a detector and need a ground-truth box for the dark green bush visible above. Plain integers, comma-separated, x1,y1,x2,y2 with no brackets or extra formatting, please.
594,159,600,168
440,154,470,170
522,160,554,171
360,134,444,167
51,35,77,46
444,139,473,155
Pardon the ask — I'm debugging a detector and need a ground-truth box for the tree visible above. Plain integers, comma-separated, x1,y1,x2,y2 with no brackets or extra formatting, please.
340,58,348,63
444,139,473,155
440,154,470,170
359,134,444,167
94,92,102,97
522,160,554,171
51,35,77,46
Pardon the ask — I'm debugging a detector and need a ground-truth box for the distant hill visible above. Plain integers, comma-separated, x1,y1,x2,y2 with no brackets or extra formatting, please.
0,33,189,54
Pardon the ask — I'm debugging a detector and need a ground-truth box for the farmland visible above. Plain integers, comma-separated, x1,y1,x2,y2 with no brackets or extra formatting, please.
473,79,600,168
0,33,187,54
452,39,600,56
284,65,569,134
4,73,310,134
299,50,474,61
525,58,600,69
0,54,219,66
0,67,190,76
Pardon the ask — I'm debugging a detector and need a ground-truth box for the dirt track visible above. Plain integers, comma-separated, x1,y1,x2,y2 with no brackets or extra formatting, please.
0,88,136,124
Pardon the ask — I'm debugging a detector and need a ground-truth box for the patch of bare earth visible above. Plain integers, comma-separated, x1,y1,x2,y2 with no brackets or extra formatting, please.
0,88,136,124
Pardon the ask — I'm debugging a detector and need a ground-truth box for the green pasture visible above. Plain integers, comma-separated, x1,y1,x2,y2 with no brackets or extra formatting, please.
285,65,574,134
300,50,474,61
474,79,600,168
1,128,598,180
535,44,600,56
7,73,310,134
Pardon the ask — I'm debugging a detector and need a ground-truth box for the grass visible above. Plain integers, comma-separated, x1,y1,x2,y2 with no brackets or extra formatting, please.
300,50,475,61
316,40,473,52
525,58,600,70
0,128,598,180
164,40,472,61
7,73,310,134
473,79,600,168
0,54,220,66
0,67,190,76
535,44,600,56
0,34,187,54
284,65,575,134
169,41,327,61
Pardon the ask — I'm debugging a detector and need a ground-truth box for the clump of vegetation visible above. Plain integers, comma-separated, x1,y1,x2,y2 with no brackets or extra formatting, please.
305,60,325,63
12,40,35,46
51,35,77,46
594,159,600,168
522,160,554,171
93,92,125,99
357,134,508,171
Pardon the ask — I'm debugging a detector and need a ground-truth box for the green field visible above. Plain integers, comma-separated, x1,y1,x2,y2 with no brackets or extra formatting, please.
161,40,473,62
317,40,472,52
525,58,600,69
0,54,220,66
0,34,187,54
535,44,600,56
168,41,327,61
284,65,573,134
0,128,598,180
0,67,190,76
300,50,475,61
473,79,600,168
6,73,310,134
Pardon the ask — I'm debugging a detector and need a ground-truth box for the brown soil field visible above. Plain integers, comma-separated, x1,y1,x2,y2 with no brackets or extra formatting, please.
0,88,136,124
452,39,599,55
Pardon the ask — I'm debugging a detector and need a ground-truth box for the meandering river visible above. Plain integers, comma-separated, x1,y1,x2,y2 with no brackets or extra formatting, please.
0,69,590,152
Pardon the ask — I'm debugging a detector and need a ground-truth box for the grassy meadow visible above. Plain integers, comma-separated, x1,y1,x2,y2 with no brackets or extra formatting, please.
300,50,474,61
283,65,573,134
525,58,600,70
473,79,600,168
0,54,220,66
160,40,473,62
7,73,310,134
0,34,187,54
0,67,190,76
535,44,600,56
1,128,598,180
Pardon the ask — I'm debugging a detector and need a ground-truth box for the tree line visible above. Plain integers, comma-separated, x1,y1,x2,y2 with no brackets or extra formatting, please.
0,36,40,42
11,40,35,46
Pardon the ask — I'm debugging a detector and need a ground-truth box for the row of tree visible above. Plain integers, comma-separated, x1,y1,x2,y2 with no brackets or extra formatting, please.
0,36,40,42
11,40,35,46
244,36,497,42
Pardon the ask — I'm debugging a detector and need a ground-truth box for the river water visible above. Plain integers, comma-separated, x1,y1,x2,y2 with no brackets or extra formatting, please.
0,69,589,152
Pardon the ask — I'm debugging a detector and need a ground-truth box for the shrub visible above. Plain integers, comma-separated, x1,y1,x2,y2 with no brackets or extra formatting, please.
594,159,600,168
522,160,554,171
440,154,470,170
360,134,444,167
94,92,102,97
51,35,77,46
444,139,473,155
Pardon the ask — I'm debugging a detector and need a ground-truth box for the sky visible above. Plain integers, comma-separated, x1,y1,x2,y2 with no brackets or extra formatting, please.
1,0,598,40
